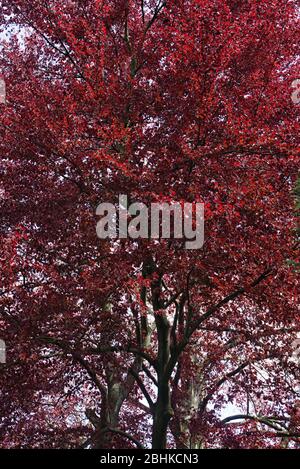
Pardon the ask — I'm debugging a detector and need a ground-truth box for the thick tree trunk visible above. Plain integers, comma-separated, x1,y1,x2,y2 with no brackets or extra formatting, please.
151,314,174,449
170,358,207,449
152,381,174,448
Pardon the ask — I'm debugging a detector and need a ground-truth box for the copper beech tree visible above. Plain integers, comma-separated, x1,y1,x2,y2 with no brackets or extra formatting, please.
0,0,299,449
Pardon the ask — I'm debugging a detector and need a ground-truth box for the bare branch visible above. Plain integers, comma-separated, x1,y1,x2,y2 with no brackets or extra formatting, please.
129,368,155,413
144,1,166,36
187,268,274,338
104,427,144,449
221,414,288,432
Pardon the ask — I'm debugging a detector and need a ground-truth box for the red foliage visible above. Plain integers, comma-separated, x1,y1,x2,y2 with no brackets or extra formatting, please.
0,0,299,449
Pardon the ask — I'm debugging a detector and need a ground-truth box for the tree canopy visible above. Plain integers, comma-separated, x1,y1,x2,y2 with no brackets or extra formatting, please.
0,0,299,449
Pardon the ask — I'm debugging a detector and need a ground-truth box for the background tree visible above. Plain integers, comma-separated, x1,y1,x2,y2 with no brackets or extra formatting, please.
0,0,299,449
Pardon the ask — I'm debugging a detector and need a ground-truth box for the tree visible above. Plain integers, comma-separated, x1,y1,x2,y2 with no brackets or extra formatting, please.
0,0,299,449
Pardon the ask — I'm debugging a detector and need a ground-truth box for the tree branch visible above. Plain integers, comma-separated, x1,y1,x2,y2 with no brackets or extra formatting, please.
104,427,144,449
129,368,155,413
187,268,274,338
221,414,288,432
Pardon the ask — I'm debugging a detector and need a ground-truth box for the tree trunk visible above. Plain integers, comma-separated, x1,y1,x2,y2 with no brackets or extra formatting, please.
152,381,174,448
151,314,174,449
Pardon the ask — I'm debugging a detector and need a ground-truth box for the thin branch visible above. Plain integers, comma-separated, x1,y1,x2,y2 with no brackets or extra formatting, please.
166,269,274,380
144,1,166,36
163,290,182,308
187,268,274,338
104,427,145,449
128,397,152,415
142,363,158,386
141,0,145,23
199,362,249,414
129,368,155,413
221,414,288,432
86,344,157,369
37,336,106,396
